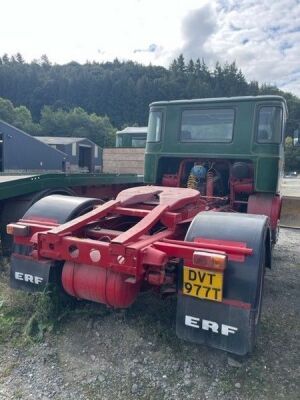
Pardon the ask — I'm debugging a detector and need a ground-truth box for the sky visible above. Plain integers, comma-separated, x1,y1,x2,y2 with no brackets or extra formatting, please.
2,0,300,96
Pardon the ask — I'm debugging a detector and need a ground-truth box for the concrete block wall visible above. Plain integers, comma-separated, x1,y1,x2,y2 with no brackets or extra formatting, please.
103,148,145,174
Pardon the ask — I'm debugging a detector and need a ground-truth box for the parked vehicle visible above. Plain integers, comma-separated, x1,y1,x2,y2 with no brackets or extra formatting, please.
8,96,287,355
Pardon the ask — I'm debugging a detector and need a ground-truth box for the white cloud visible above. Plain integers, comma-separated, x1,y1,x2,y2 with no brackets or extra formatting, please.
1,0,300,95
180,4,218,61
204,0,300,94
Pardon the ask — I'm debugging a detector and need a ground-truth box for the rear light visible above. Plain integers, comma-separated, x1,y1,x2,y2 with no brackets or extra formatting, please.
192,251,227,271
6,223,30,237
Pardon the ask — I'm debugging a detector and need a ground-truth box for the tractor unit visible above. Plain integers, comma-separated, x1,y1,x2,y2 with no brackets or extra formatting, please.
7,95,287,355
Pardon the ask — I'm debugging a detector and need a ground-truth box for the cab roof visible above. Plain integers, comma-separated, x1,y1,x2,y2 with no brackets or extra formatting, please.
150,95,287,110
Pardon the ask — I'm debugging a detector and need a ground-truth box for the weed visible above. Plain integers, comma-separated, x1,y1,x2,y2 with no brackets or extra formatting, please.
0,362,18,380
13,388,23,399
0,271,75,344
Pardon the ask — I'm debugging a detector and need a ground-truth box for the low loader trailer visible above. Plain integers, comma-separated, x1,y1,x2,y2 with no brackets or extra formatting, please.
8,96,288,355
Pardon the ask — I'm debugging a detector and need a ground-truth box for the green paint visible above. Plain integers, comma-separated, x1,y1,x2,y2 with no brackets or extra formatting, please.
0,173,144,201
145,96,287,193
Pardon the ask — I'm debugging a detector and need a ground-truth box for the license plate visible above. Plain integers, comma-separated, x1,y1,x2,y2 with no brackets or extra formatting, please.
183,266,223,302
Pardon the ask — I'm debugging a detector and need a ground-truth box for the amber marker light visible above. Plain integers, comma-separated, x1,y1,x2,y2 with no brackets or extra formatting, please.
192,251,227,271
6,223,29,237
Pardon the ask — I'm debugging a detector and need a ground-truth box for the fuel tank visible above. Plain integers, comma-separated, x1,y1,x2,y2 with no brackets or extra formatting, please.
61,261,141,308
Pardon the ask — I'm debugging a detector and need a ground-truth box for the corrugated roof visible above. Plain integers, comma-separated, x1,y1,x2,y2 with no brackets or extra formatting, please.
116,127,147,135
35,136,88,145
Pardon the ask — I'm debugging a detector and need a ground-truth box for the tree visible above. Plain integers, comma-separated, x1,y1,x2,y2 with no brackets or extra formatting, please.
0,97,15,123
13,105,41,134
170,54,186,75
0,53,299,135
39,106,116,147
41,54,51,67
1,54,9,64
0,96,41,133
186,59,195,75
176,54,186,73
15,53,25,64
13,105,32,126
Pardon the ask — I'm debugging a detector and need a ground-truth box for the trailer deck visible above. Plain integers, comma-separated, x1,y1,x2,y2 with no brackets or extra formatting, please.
0,172,144,256
0,173,144,201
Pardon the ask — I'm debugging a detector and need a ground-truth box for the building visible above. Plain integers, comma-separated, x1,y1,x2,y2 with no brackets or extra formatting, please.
0,120,67,173
35,136,102,173
0,120,102,173
116,127,147,148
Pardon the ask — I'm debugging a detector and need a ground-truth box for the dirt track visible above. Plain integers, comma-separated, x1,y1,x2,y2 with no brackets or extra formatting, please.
0,228,299,400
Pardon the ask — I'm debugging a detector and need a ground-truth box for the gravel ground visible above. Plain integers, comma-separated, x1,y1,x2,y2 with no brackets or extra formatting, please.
0,228,299,400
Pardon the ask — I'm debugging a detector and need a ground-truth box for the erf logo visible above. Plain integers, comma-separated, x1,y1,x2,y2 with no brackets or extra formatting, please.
14,272,43,285
185,315,238,336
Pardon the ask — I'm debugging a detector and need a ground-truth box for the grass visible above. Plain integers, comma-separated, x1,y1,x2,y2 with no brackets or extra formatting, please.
0,261,75,345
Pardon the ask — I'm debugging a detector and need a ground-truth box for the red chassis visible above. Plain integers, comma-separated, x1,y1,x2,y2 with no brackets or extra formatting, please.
9,186,252,309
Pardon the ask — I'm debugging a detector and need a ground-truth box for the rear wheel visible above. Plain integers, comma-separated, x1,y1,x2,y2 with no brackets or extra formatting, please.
0,188,76,256
10,195,102,292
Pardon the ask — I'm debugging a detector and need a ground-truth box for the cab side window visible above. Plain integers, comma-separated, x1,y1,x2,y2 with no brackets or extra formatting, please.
257,106,283,143
147,111,162,142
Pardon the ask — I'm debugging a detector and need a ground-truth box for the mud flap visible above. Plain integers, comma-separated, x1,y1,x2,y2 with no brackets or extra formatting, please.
176,296,252,355
10,254,62,292
176,211,268,355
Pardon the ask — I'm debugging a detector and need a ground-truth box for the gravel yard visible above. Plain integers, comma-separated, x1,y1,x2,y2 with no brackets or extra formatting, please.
0,228,299,400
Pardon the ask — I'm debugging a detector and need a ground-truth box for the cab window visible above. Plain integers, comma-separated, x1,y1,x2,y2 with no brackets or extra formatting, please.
257,106,283,143
180,108,234,142
147,111,162,142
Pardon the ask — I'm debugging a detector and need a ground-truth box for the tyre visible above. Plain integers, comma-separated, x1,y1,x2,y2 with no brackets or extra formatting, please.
0,188,75,256
10,194,102,293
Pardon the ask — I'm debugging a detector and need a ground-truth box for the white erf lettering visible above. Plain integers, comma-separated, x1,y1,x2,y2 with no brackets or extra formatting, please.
184,315,238,336
24,274,34,283
15,272,23,280
221,325,238,336
34,276,43,284
202,319,219,333
185,315,200,328
14,272,43,285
